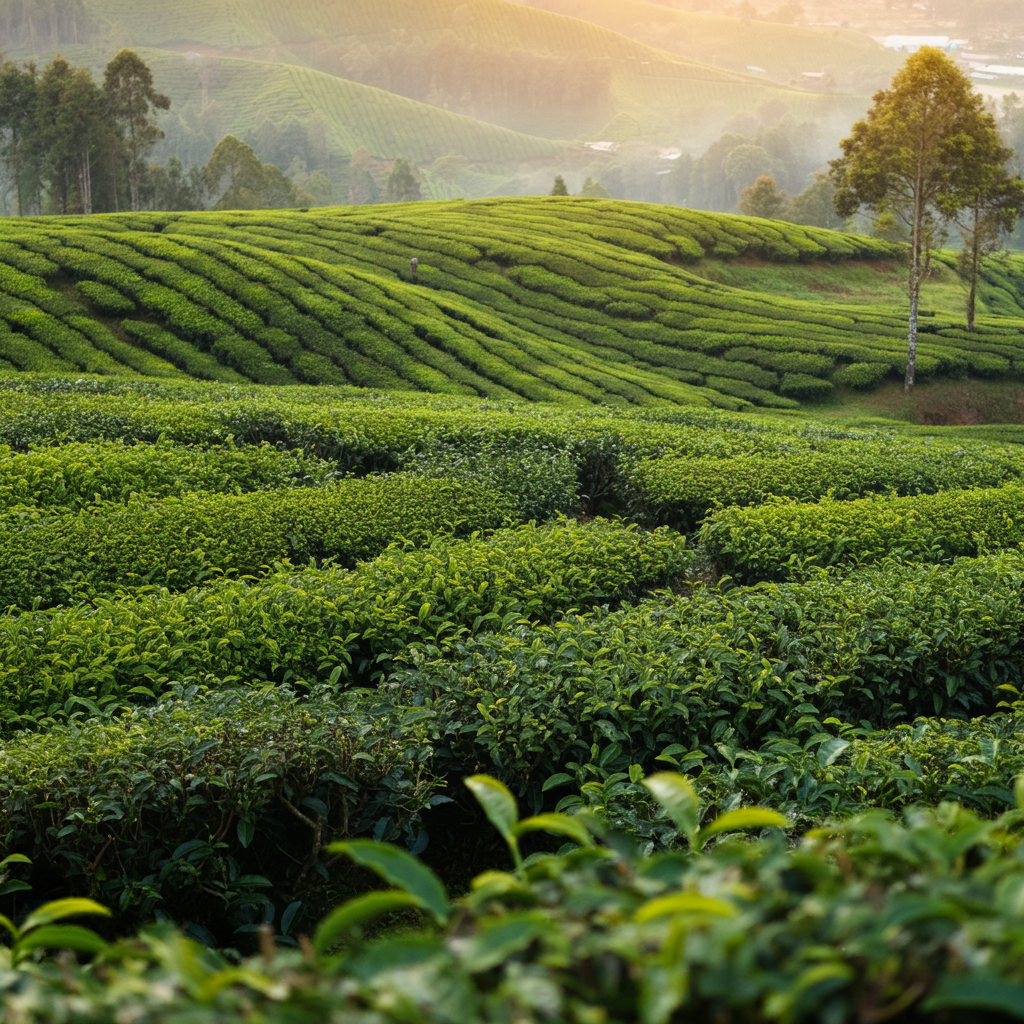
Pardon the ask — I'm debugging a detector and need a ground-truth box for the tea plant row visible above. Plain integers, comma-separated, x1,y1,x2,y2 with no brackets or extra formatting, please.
3,199,1024,408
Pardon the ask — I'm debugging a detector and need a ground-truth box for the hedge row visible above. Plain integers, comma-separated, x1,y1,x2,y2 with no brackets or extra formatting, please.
0,685,436,936
699,482,1024,581
376,552,1024,794
0,518,690,725
0,475,512,610
628,443,1024,530
0,440,334,511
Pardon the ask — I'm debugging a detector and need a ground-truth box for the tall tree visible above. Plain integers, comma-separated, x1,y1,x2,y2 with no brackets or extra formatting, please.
787,172,845,230
829,47,1013,390
385,157,421,202
204,134,297,210
34,56,106,214
0,60,40,214
204,134,266,209
738,175,788,219
549,174,569,196
955,171,1024,331
103,49,170,212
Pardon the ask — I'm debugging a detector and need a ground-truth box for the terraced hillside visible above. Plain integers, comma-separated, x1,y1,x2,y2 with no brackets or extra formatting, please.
2,197,1023,409
56,0,849,144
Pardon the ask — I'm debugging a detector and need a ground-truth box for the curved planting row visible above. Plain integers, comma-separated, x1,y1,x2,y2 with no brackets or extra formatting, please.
0,440,334,511
0,518,690,727
380,551,1024,783
2,198,1023,407
700,482,1024,581
0,475,511,610
628,441,1024,530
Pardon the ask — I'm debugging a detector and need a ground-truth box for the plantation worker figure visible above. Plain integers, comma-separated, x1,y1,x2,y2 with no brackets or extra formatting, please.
410,256,418,273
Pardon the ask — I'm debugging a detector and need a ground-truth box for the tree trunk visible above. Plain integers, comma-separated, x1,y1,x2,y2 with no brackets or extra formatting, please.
905,287,918,391
906,162,924,392
966,274,977,332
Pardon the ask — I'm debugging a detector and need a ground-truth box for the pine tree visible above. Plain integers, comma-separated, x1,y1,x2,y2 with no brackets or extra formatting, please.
549,174,569,196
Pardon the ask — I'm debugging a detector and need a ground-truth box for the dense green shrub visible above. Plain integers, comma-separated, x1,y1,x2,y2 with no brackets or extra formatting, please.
0,518,690,722
778,371,834,399
0,685,442,938
5,778,1024,1024
627,440,1024,530
75,280,135,316
0,440,333,511
699,483,1024,581
831,361,891,388
0,476,513,609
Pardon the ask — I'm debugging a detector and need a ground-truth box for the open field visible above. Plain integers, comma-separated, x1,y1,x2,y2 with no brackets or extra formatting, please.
2,199,1023,412
2,374,1024,1018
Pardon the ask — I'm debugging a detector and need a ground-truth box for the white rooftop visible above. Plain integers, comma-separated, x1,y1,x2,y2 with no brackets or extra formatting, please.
883,35,955,52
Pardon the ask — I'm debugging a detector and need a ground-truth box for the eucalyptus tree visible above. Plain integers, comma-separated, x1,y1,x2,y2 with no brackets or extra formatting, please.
35,56,106,214
0,60,40,214
830,47,1018,389
955,168,1024,331
103,49,170,212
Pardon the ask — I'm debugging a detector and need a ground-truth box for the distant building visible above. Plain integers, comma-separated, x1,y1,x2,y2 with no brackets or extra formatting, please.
883,35,960,52
968,64,1024,78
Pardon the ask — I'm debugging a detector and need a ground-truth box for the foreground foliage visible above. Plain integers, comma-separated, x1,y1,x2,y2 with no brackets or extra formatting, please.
4,775,1024,1023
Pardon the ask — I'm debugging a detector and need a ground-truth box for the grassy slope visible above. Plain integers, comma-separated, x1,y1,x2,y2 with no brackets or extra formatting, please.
78,0,841,141
507,0,902,82
144,49,564,168
2,197,1024,410
56,46,565,171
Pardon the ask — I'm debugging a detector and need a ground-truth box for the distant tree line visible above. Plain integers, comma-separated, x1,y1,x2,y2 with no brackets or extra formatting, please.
0,0,96,52
0,49,169,214
319,38,610,133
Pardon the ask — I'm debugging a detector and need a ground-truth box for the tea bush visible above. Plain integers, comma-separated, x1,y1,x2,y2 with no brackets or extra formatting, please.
6,777,1024,1024
700,483,1024,581
628,441,1024,530
0,476,513,609
382,553,1024,797
0,685,442,937
0,518,690,723
0,440,334,511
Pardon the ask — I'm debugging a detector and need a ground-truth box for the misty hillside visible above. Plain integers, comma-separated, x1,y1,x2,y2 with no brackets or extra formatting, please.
508,0,902,93
2,0,865,196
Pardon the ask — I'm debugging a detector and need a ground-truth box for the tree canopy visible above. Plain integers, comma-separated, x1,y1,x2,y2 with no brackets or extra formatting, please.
103,49,171,212
829,47,1020,390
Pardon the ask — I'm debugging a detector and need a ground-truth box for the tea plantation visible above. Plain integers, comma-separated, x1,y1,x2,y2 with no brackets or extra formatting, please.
4,197,1024,412
0,373,1023,1021
4,199,1024,1020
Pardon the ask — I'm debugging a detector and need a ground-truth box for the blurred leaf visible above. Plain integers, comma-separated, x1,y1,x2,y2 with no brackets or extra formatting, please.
514,813,593,848
327,840,449,923
642,773,699,848
465,775,521,865
313,891,421,955
21,898,111,933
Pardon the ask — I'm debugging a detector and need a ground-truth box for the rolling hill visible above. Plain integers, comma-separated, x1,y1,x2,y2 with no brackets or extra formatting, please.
43,0,860,151
1,197,1022,410
507,0,902,91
